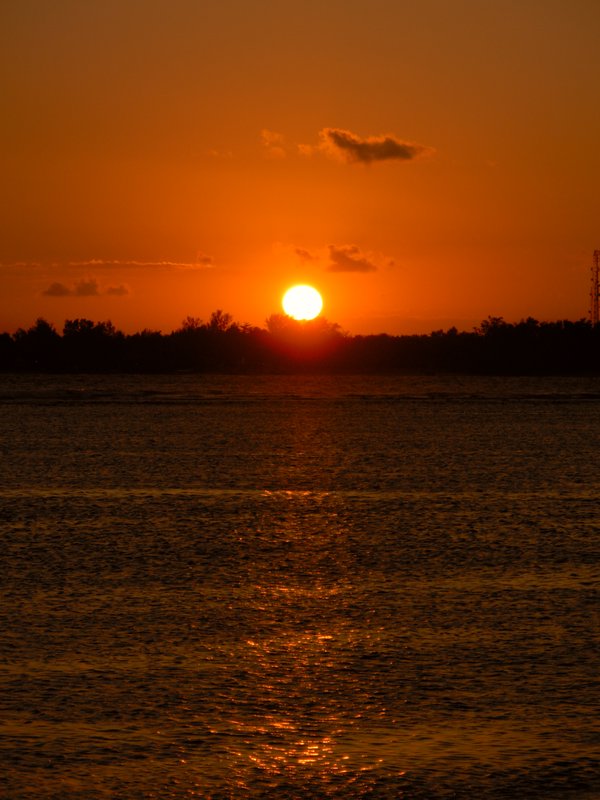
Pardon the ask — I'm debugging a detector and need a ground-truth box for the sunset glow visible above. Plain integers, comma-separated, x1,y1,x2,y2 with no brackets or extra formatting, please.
1,2,599,335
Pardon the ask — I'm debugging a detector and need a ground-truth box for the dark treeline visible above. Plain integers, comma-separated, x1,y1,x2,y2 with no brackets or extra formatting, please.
2,311,600,374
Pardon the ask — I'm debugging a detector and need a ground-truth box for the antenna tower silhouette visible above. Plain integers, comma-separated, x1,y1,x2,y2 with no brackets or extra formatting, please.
592,250,600,325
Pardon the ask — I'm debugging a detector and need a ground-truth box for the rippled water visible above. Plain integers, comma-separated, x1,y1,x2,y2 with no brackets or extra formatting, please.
1,374,599,798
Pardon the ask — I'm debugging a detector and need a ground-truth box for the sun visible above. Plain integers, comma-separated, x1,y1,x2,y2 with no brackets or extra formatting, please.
282,284,323,321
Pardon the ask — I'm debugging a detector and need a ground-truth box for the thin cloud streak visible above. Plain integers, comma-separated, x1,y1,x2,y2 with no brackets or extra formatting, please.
1,258,214,271
67,258,214,270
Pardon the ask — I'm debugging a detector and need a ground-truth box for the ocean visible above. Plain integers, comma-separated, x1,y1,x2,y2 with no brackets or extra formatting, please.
1,373,599,798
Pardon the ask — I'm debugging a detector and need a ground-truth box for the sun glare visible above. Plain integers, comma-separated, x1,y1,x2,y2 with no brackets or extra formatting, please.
282,285,323,321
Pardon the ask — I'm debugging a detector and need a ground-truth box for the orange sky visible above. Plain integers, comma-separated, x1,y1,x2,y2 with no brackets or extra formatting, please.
2,0,599,335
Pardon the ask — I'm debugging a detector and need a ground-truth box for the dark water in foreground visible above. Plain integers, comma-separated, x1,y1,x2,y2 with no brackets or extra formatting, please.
1,374,599,799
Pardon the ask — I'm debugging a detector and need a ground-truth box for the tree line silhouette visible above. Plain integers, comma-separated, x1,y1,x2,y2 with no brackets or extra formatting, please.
1,311,599,374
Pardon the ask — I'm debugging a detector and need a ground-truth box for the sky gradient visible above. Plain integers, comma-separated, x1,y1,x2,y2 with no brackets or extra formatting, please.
2,0,599,335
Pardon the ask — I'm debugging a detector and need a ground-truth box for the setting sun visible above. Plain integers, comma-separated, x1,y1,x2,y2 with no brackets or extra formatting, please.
282,285,323,321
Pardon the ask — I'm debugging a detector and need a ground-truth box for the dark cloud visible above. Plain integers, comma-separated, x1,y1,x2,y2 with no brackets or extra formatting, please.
327,245,378,273
106,284,129,296
74,278,100,296
42,277,129,297
43,282,72,296
319,128,431,164
196,252,214,268
294,247,317,262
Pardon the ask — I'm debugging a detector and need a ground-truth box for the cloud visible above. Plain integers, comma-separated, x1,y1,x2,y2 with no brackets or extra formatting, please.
311,128,433,164
327,245,378,273
195,252,214,268
106,284,129,296
66,258,213,270
42,277,129,297
261,129,287,159
297,143,316,157
262,127,433,164
43,282,71,296
74,278,100,296
0,261,44,269
206,148,233,159
276,241,394,272
294,247,318,262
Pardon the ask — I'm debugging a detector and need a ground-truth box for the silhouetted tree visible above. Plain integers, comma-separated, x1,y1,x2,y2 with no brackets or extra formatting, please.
177,316,203,333
124,329,170,372
0,332,15,369
62,318,123,370
12,318,61,369
208,309,235,332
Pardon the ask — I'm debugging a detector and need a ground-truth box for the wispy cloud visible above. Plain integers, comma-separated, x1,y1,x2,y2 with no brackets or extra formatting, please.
206,148,233,159
65,258,214,270
294,247,318,262
0,261,44,269
0,258,214,271
260,129,287,159
302,128,433,164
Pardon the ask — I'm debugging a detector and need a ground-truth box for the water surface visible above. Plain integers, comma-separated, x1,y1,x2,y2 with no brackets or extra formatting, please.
1,374,599,798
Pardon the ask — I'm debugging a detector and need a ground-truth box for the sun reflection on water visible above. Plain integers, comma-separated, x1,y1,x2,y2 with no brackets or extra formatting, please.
215,567,392,794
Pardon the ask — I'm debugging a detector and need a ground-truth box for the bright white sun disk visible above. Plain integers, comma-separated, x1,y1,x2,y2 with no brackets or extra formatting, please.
282,285,323,320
